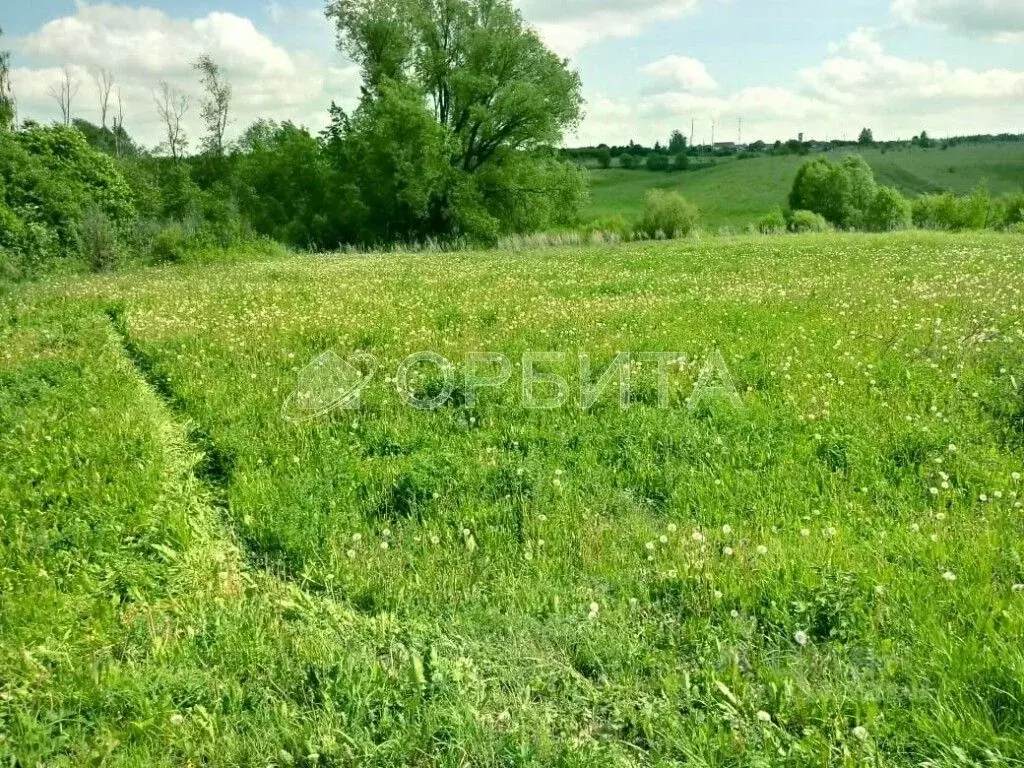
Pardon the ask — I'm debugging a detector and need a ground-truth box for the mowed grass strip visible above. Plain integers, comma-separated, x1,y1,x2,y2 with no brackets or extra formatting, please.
4,231,1024,764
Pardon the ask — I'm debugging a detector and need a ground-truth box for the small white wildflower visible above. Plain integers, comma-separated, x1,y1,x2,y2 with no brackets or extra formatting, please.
714,590,723,600
942,571,957,582
645,541,655,551
756,545,768,555
1011,584,1024,593
462,528,471,537
692,530,705,543
381,528,391,538
852,726,869,741
794,630,809,646
659,535,669,544
169,713,185,726
629,597,639,609
588,602,600,619
346,549,356,559
756,710,772,723
722,524,733,535
930,534,939,543
929,487,939,496
910,523,920,533
947,444,957,453
722,546,734,557
730,609,740,619
980,494,988,502
1013,472,1021,483
800,528,810,538
538,514,547,522
935,512,946,521
667,523,678,533
430,534,440,545
380,541,389,551
351,533,362,543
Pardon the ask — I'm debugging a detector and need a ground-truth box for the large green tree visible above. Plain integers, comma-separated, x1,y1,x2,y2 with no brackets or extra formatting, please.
325,0,585,243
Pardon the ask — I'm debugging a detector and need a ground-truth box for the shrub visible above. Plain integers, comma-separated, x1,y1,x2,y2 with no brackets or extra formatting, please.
645,154,670,172
788,209,831,233
865,186,911,232
582,214,631,241
911,187,993,231
789,154,877,229
758,209,786,234
619,154,641,170
671,153,690,172
638,190,699,239
78,205,120,272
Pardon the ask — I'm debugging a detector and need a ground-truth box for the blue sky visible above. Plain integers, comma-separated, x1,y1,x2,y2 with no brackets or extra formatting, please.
3,0,1023,148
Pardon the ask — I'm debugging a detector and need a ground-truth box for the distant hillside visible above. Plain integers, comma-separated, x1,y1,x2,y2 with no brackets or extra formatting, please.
584,142,1024,231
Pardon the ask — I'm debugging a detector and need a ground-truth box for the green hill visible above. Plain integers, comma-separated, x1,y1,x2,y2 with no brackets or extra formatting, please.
584,142,1024,231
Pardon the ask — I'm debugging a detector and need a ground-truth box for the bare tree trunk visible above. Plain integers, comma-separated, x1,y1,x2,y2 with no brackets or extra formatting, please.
49,66,79,127
154,80,189,160
95,68,114,129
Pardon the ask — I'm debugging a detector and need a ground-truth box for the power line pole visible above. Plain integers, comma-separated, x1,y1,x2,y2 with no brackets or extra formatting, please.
690,118,695,149
711,120,716,147
738,117,743,145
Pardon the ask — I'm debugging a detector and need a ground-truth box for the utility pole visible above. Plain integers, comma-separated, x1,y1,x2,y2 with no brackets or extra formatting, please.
711,120,716,147
690,118,695,150
738,117,743,145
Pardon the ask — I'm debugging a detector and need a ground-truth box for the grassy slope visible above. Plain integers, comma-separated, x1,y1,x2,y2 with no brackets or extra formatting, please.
584,142,1024,231
4,233,1024,765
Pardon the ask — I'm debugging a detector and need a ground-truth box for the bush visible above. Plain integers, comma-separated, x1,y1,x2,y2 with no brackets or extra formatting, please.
911,188,992,231
787,209,831,233
619,154,640,170
789,154,876,229
638,190,699,239
865,186,911,232
78,205,120,272
758,209,786,234
582,214,631,241
671,154,690,172
645,154,670,172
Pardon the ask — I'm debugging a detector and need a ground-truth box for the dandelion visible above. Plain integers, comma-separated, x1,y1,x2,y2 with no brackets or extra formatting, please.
645,541,655,552
691,530,705,542
929,487,939,496
462,528,472,538
800,528,810,538
170,713,185,726
794,630,809,646
629,597,639,609
852,726,869,741
659,535,669,544
346,549,356,559
942,571,957,582
980,494,988,502
722,524,733,535
731,609,740,619
714,590,723,600
588,602,600,619
723,547,734,557
948,444,957,453
930,534,939,543
352,533,362,543
430,534,440,545
538,514,548,523
756,710,772,723
935,512,946,521
667,523,678,533
910,523,920,533
380,541,389,551
1013,472,1021,483
382,528,391,538
756,545,768,555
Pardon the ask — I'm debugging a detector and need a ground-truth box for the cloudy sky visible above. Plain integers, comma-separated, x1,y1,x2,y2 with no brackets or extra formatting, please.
3,0,1023,149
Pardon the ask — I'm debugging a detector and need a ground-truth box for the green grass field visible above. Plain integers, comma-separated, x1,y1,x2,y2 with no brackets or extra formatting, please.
3,232,1024,765
584,142,1024,231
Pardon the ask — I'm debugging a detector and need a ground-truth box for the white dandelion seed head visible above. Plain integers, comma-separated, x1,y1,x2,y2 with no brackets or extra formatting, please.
942,571,957,582
667,523,678,533
722,524,733,535
756,710,772,722
853,725,869,741
757,545,768,555
794,630,809,646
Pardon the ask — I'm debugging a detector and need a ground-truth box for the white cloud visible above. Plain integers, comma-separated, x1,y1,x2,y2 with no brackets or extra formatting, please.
642,55,718,93
10,2,360,149
892,0,1024,41
574,28,1024,145
516,0,700,58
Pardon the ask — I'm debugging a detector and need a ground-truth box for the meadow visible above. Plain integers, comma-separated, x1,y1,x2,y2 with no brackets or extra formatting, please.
2,232,1024,765
585,142,1024,232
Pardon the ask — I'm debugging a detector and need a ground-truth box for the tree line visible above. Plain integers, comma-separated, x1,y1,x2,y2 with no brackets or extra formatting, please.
0,1,587,279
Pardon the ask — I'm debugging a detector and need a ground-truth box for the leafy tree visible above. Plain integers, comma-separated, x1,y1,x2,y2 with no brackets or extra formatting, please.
789,155,877,229
865,186,911,231
0,27,14,131
595,147,611,169
194,55,232,156
325,0,584,243
668,130,687,154
858,127,874,145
